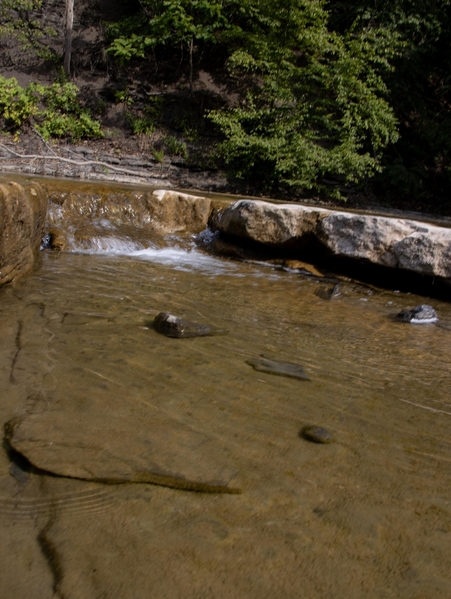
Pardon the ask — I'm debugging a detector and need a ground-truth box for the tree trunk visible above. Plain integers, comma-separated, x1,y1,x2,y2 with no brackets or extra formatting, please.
189,35,194,92
63,0,74,78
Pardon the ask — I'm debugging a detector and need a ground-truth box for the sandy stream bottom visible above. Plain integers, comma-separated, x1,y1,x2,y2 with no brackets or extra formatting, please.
0,247,450,599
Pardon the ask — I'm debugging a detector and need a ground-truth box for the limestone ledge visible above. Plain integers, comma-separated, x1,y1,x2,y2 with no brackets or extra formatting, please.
213,199,451,282
0,179,47,286
47,187,211,234
2,176,451,286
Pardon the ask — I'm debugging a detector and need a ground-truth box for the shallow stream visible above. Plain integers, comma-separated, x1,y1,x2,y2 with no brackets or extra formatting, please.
1,226,451,598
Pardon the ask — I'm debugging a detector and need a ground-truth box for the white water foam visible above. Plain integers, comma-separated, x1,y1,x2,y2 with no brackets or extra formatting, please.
78,236,145,254
410,317,439,324
129,246,241,275
71,235,242,275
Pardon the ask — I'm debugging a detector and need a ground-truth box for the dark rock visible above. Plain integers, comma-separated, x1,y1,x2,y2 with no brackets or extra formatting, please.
301,425,334,444
246,356,310,380
153,312,228,338
396,304,438,324
9,462,29,485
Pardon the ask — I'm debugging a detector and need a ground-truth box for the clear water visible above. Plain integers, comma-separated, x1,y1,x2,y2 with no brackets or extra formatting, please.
1,231,451,598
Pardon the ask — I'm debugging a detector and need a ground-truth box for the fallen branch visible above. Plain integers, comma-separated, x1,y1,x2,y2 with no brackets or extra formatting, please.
0,143,167,179
31,127,59,156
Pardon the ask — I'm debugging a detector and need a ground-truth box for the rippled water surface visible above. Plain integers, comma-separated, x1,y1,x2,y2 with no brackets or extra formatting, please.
1,236,451,599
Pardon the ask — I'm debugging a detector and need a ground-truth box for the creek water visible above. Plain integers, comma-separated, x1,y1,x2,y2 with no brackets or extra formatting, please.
1,225,451,598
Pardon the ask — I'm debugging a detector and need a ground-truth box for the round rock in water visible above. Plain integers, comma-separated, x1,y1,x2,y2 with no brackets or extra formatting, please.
301,425,334,444
153,312,227,338
397,304,438,324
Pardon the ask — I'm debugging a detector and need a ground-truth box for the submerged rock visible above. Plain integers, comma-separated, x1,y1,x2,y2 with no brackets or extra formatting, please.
396,304,438,324
316,283,341,300
153,312,228,338
301,425,334,444
5,412,241,494
280,260,324,277
246,356,310,381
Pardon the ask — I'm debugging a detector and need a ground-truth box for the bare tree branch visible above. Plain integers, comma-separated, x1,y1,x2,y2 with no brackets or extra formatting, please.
0,143,168,179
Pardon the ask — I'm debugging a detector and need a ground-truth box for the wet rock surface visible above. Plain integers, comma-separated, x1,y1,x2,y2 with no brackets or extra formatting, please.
5,411,241,493
0,179,47,286
46,185,211,235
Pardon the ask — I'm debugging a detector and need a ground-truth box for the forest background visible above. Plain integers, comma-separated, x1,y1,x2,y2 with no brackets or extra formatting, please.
0,0,450,215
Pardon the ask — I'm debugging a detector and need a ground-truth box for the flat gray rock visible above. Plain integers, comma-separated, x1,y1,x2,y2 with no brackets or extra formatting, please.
5,411,241,494
246,356,310,381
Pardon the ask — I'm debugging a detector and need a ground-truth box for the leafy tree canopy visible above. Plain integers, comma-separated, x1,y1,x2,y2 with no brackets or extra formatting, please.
329,0,451,200
107,0,401,197
209,0,400,196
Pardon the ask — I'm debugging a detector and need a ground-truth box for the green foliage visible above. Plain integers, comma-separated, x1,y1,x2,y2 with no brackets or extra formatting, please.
0,76,104,141
0,76,40,126
329,0,451,200
0,0,57,63
129,115,155,135
104,0,401,197
152,148,165,162
209,0,399,196
164,135,188,158
114,88,133,106
106,0,230,64
127,97,164,135
37,110,104,142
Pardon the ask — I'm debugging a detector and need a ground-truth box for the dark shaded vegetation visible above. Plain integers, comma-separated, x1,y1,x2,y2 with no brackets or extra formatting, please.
0,0,450,214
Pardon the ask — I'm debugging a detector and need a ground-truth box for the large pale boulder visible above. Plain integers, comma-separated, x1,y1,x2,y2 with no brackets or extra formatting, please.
392,226,451,279
215,199,451,281
0,179,47,286
318,213,421,268
216,199,325,245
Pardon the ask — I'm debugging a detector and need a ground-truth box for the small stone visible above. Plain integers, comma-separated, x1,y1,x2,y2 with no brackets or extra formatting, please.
153,312,228,338
316,283,341,300
40,233,52,250
9,461,29,485
282,260,324,277
301,425,334,444
396,304,438,324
